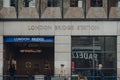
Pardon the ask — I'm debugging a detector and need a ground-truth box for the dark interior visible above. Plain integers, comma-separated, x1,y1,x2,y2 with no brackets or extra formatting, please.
4,42,54,76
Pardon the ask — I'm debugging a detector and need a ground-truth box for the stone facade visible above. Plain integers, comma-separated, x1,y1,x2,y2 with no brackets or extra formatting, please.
0,7,16,18
63,0,70,15
41,0,47,15
64,7,84,18
18,7,39,18
0,21,119,78
41,7,62,18
86,7,107,18
0,0,120,18
0,36,3,80
109,7,120,18
86,0,90,13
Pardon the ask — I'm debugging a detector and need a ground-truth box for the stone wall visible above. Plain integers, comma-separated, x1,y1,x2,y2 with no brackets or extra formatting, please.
86,0,90,13
0,22,3,80
18,0,23,13
18,7,39,18
86,0,107,18
109,7,120,18
64,7,84,18
41,0,47,15
18,0,39,18
86,7,107,18
63,0,70,15
117,36,120,78
41,7,62,18
0,7,17,18
103,0,107,13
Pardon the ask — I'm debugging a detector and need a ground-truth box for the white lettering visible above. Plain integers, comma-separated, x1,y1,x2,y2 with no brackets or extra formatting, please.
31,38,44,41
76,52,79,58
79,52,83,58
89,54,93,59
72,51,98,60
14,38,30,41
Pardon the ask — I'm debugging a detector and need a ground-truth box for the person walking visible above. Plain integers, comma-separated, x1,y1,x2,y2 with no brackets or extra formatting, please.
9,64,16,80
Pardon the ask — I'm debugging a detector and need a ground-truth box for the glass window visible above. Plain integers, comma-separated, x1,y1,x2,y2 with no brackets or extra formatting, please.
72,36,117,80
22,0,37,7
47,0,60,7
70,0,78,7
23,0,29,7
10,0,17,7
91,0,102,7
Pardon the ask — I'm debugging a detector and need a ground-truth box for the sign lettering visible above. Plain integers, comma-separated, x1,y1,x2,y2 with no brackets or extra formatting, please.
72,51,98,61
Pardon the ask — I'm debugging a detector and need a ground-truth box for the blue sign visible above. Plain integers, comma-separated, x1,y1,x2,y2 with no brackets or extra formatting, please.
4,37,54,42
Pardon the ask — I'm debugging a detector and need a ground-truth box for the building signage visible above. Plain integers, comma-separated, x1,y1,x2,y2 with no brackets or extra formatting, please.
72,51,98,61
28,24,99,31
4,37,54,42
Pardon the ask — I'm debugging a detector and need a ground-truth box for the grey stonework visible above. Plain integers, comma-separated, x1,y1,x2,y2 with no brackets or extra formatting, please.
41,0,47,15
0,7,16,18
1,0,120,18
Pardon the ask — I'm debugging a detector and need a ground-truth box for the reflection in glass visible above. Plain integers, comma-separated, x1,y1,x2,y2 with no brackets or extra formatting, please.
18,0,39,18
72,36,117,80
63,0,85,18
41,0,62,18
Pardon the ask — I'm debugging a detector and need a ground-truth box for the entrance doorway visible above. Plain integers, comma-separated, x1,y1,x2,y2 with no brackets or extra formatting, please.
3,36,54,78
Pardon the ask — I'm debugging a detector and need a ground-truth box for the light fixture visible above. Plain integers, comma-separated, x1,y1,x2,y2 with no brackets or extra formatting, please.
20,49,42,53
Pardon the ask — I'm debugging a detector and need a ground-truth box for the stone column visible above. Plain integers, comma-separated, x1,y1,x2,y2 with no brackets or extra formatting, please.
18,0,23,13
63,0,70,15
0,22,3,80
117,36,120,78
86,0,90,13
55,36,71,77
103,0,107,14
0,36,3,80
41,0,47,14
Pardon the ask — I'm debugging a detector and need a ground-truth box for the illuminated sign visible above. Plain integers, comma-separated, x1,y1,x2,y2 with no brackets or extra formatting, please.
4,37,54,42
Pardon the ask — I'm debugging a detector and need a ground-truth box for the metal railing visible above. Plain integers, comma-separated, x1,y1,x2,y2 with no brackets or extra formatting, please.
1,75,118,80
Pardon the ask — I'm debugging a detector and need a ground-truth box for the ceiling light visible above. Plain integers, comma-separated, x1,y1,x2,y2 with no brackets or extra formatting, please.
20,49,42,53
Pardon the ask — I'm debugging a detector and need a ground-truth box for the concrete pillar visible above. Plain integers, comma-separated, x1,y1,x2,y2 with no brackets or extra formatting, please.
55,36,71,77
0,36,3,80
117,36,120,78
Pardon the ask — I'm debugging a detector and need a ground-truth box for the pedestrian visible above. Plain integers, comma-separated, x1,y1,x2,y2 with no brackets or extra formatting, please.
9,64,16,80
96,64,104,80
60,64,66,77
